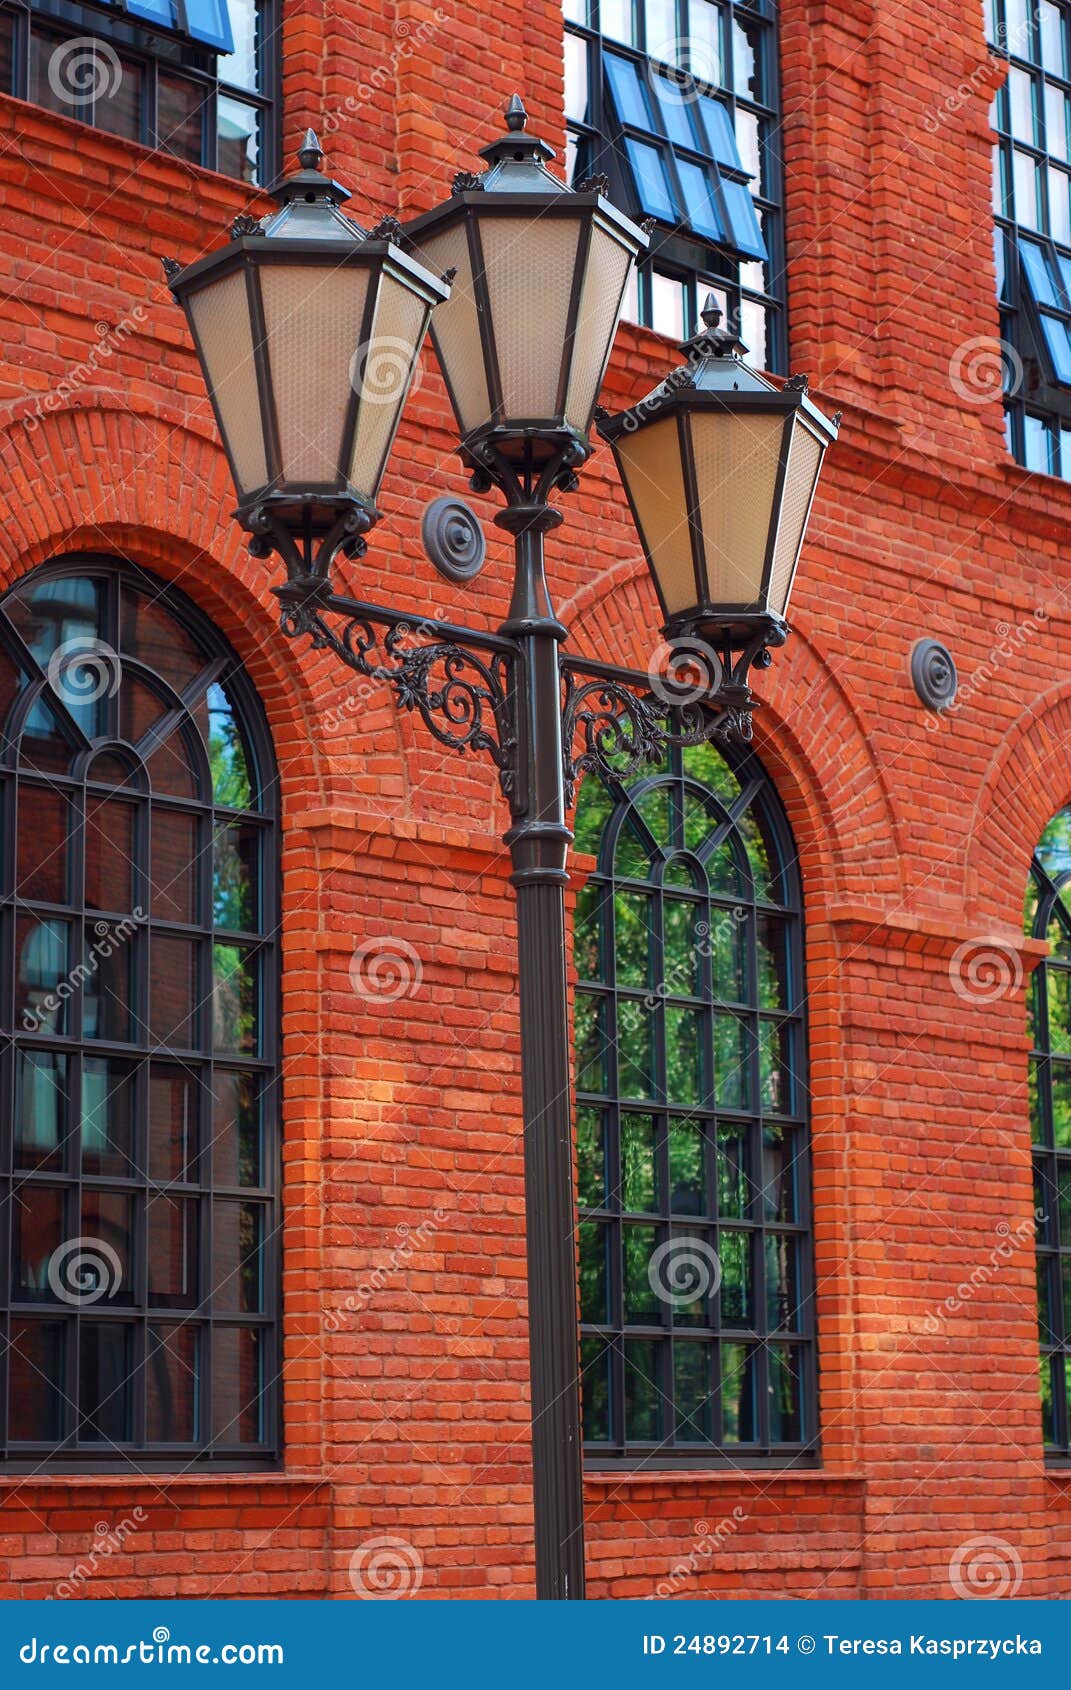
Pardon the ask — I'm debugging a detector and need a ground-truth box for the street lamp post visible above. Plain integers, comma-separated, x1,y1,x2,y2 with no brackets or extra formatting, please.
164,99,838,1603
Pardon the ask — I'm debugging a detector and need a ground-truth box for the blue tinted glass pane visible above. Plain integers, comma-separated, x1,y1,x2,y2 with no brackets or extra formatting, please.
1042,313,1071,381
721,177,768,258
624,138,678,220
698,96,743,168
1025,412,1052,471
676,158,724,239
184,0,234,51
1020,238,1060,306
127,0,174,20
651,75,701,148
1058,253,1071,304
605,52,652,129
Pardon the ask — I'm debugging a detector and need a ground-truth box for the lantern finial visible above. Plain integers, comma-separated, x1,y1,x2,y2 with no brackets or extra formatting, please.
504,94,528,132
699,292,722,332
298,128,325,171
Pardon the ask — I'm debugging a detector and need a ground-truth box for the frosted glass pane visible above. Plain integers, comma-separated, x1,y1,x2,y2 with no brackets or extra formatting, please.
416,221,490,435
258,262,370,485
187,268,267,494
348,275,429,498
614,415,697,617
564,223,633,431
689,409,783,605
480,216,580,418
768,417,824,618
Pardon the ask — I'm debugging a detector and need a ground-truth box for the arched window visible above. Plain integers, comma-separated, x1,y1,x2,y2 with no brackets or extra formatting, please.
0,558,278,1467
573,740,814,1462
1027,807,1071,1455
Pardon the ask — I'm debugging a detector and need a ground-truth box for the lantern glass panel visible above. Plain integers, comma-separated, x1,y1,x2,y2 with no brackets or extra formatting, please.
478,215,581,418
688,408,785,607
258,261,371,486
613,414,696,617
564,222,634,431
768,416,825,618
416,222,491,436
186,267,267,495
348,274,430,499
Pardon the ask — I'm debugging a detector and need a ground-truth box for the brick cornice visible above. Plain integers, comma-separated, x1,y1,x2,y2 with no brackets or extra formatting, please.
827,903,1049,969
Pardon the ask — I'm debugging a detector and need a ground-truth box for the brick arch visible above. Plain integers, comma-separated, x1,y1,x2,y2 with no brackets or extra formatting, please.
966,680,1071,927
0,391,415,815
561,561,904,908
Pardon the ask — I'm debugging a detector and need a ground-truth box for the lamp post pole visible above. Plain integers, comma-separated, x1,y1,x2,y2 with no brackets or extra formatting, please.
497,494,584,1601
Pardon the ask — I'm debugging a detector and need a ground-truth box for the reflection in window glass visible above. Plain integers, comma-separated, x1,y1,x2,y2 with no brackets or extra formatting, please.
574,741,812,1459
1027,808,1071,1454
0,560,277,1462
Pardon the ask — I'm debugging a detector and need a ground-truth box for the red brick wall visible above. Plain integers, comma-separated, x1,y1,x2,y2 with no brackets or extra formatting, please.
0,0,1068,1600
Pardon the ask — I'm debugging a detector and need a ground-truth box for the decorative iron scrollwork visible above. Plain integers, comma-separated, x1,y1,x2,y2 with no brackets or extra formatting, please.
277,596,520,804
560,666,736,808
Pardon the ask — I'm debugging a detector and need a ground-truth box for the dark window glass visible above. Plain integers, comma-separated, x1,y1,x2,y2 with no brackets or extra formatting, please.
13,1,278,185
1027,805,1071,1454
564,0,785,366
989,0,1071,464
574,739,814,1461
0,559,278,1466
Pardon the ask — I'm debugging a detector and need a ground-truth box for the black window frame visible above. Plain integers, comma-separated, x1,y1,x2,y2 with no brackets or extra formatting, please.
563,0,786,369
0,0,280,185
1027,816,1071,1460
0,554,282,1472
573,738,817,1469
989,0,1071,472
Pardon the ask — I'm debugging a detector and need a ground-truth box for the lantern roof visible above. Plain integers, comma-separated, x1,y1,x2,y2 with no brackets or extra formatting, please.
598,294,840,445
257,129,370,241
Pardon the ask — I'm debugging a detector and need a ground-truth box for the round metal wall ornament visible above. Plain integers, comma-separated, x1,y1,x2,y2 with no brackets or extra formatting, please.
421,496,487,583
910,638,957,712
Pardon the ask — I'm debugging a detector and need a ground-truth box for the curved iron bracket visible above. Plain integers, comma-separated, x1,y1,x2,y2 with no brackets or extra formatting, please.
560,662,748,810
276,586,522,808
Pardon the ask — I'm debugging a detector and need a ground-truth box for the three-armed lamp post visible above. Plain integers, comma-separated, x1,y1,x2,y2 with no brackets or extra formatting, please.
164,97,838,1602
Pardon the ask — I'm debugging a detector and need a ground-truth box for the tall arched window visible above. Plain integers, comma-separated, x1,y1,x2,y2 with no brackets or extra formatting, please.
1027,807,1071,1455
573,739,814,1463
0,558,278,1467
